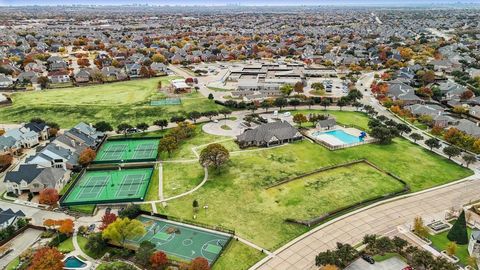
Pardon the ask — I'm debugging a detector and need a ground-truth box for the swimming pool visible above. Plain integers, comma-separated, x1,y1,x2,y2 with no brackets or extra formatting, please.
311,130,363,145
64,256,87,269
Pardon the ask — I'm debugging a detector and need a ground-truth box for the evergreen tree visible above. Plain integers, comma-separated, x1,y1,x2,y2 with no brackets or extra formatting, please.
447,210,469,245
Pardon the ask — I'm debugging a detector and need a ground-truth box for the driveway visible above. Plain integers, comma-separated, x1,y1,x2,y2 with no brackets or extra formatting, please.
0,228,43,269
346,257,408,270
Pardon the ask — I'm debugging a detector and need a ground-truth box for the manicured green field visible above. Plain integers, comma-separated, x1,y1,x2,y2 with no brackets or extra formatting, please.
212,241,266,270
163,162,205,198
157,130,471,249
58,237,75,253
0,77,223,128
266,162,404,220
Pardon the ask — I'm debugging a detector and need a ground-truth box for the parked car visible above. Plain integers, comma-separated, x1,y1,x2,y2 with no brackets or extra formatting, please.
361,254,375,264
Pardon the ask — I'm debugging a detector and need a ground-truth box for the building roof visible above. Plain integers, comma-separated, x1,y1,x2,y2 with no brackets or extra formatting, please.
0,208,25,225
237,121,301,144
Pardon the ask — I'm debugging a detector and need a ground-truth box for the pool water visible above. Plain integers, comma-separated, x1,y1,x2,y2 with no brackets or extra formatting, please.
64,256,86,268
312,130,363,144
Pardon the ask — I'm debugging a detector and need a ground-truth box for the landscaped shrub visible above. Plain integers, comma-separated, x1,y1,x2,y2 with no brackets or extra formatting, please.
447,211,469,245
48,233,69,247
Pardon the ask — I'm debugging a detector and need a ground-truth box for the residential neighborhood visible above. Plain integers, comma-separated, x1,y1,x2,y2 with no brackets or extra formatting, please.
1,3,480,270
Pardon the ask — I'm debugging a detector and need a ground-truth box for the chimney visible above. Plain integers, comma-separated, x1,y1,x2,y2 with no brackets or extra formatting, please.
71,139,76,147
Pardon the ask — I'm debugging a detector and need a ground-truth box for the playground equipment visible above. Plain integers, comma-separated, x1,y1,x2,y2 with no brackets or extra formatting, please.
359,131,367,140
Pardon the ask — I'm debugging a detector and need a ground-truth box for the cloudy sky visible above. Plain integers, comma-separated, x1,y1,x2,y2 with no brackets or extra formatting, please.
1,0,480,6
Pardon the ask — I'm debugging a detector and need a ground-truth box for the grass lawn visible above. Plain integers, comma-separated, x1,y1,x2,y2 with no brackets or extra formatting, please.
213,240,266,270
77,235,110,259
144,167,160,201
157,130,471,249
0,77,224,128
428,227,476,268
163,162,205,198
5,257,20,270
68,204,96,215
266,162,404,220
97,262,136,270
58,237,75,253
373,252,406,262
160,124,239,160
288,109,371,130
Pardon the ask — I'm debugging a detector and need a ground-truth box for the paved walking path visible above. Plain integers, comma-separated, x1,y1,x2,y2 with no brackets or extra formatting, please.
251,172,480,270
72,231,95,262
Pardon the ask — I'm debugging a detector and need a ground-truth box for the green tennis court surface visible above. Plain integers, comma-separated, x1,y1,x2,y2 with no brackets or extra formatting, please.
151,98,182,106
61,167,153,206
127,215,231,265
95,139,159,162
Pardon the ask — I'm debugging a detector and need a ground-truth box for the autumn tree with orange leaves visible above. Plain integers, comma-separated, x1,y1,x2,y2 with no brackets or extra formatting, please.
39,188,59,205
28,247,64,270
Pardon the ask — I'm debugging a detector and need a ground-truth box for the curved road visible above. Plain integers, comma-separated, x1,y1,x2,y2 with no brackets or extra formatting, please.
251,171,479,270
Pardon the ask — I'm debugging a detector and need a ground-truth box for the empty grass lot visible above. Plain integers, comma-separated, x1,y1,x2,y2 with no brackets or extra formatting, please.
212,241,266,270
157,135,471,250
266,162,404,220
163,162,205,198
0,77,223,128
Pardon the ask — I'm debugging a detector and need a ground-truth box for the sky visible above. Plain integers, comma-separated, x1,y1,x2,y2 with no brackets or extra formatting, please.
2,0,480,6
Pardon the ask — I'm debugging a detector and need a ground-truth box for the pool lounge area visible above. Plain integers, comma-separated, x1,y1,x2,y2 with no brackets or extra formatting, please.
308,127,375,150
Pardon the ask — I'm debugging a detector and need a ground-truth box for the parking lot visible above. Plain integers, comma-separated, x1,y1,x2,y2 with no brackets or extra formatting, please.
345,257,408,270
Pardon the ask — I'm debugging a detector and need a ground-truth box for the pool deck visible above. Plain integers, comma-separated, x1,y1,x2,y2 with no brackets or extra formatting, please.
306,126,375,149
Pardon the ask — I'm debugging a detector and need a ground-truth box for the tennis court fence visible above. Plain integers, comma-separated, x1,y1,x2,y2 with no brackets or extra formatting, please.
137,210,236,236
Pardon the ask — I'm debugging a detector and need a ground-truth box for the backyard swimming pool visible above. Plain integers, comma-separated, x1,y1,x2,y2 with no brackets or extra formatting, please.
64,256,87,269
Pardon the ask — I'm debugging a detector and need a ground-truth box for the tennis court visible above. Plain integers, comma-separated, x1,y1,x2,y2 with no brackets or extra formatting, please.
127,215,231,265
151,98,182,106
95,139,159,163
61,167,153,206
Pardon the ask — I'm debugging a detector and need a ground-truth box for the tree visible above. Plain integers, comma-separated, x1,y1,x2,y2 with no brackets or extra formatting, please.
189,257,210,270
288,99,301,109
135,241,156,267
261,100,272,112
188,111,202,124
154,119,169,130
446,242,457,257
371,126,396,144
447,210,469,245
85,232,107,256
158,136,178,157
102,217,146,247
0,154,13,167
336,99,348,111
208,93,214,100
94,121,113,132
203,111,218,121
410,133,424,142
280,84,293,96
37,76,49,88
118,204,141,219
193,199,199,213
199,143,230,169
150,251,168,270
396,123,412,135
117,123,133,135
460,90,474,100
78,148,97,166
443,146,461,160
39,188,59,205
315,242,358,268
152,54,166,63
136,122,149,131
274,97,288,110
219,109,232,120
100,212,117,231
413,216,429,238
293,113,307,127
462,153,476,168
28,247,64,270
425,138,441,150
375,237,394,255
320,99,331,110
58,219,74,235
294,81,304,93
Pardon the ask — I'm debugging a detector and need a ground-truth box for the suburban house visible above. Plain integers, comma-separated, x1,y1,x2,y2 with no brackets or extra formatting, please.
171,79,191,93
0,208,25,229
0,136,19,155
2,127,39,149
405,104,457,127
24,122,49,140
387,81,423,105
150,63,169,74
62,122,105,149
4,164,69,195
236,121,303,148
26,143,80,170
468,230,480,258
74,69,91,83
438,81,468,100
455,119,480,138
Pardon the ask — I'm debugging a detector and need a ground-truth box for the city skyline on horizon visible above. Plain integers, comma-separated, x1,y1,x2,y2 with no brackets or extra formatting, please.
2,0,480,6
